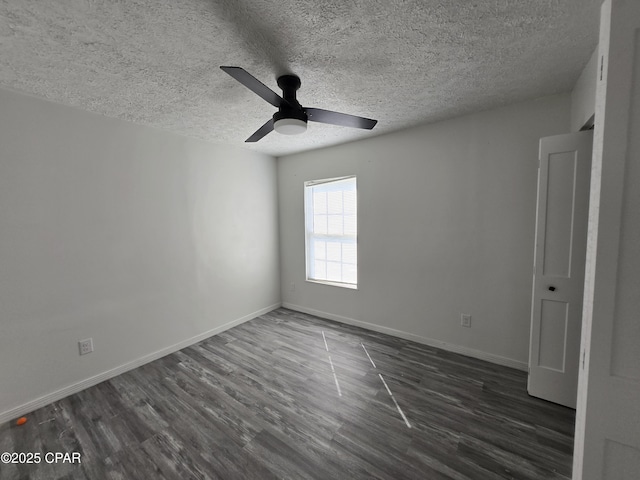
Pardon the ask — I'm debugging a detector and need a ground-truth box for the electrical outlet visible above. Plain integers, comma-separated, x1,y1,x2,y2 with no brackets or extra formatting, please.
78,338,94,355
461,314,471,328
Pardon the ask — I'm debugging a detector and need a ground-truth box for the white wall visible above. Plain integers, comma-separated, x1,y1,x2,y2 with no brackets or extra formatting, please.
278,94,570,368
0,88,280,419
571,47,599,131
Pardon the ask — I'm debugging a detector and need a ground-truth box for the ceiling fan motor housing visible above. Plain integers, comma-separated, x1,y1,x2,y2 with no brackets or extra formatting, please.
273,108,307,124
273,74,307,134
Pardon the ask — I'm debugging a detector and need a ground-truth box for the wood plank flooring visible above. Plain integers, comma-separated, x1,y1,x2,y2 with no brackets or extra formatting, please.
0,308,575,479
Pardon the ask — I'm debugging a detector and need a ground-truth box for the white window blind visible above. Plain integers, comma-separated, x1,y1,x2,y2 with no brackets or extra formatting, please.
304,176,357,288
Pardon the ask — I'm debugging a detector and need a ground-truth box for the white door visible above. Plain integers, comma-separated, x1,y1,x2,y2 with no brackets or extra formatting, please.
528,131,593,409
573,0,640,478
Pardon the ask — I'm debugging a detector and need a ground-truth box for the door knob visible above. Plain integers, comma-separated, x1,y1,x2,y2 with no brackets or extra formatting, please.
548,286,556,292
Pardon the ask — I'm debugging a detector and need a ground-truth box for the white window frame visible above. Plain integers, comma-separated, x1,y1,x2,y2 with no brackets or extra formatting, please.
304,176,358,289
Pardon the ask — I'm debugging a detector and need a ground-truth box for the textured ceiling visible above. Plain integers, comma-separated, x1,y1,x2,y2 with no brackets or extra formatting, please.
0,0,601,156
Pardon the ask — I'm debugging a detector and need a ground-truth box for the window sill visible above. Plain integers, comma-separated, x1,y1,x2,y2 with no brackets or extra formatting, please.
306,279,358,290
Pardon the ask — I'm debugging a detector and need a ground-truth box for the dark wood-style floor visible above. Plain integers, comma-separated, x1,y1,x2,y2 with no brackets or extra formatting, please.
0,308,575,479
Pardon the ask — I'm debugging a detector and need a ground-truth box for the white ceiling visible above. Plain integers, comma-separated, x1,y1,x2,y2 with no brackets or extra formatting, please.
0,0,601,157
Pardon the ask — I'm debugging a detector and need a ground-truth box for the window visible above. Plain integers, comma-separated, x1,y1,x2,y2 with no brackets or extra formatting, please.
304,176,357,289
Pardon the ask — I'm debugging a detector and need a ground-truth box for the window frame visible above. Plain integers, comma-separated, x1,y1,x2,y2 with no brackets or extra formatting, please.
304,176,358,290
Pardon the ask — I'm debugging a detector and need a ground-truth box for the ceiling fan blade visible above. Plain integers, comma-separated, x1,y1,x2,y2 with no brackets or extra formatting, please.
221,66,286,108
245,118,274,142
305,107,377,130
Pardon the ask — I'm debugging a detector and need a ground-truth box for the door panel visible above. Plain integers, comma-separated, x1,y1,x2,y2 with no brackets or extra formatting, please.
543,151,578,277
538,299,568,371
528,131,592,409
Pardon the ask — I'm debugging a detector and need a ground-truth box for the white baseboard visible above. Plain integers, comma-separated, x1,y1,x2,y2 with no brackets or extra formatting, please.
0,303,281,424
282,302,528,372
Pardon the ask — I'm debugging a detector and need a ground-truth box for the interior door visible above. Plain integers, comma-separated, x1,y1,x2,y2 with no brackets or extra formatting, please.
573,0,640,478
528,131,593,409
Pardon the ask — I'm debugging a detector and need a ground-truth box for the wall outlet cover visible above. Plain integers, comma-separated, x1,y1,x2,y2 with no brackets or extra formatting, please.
78,338,94,355
461,314,472,328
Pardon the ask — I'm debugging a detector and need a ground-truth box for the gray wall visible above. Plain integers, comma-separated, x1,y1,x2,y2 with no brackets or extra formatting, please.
0,88,280,418
278,94,570,368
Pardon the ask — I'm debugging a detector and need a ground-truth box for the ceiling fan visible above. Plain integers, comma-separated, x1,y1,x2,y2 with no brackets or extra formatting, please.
220,66,378,142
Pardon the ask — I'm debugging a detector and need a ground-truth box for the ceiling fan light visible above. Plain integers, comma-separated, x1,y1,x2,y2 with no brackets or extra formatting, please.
274,118,307,135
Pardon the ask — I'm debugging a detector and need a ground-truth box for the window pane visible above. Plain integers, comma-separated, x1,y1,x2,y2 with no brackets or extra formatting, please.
343,264,357,284
313,191,327,214
314,260,327,280
314,240,326,260
344,215,357,235
342,243,357,264
328,191,343,214
327,242,342,262
344,190,357,215
313,214,327,234
328,215,343,235
327,261,341,282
